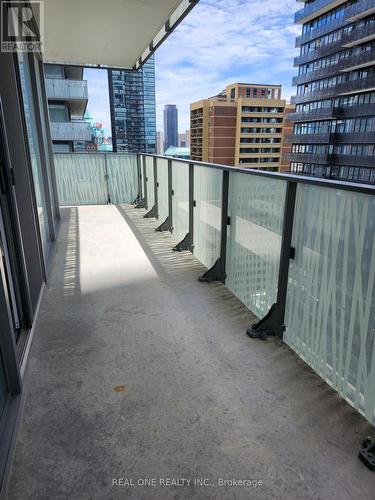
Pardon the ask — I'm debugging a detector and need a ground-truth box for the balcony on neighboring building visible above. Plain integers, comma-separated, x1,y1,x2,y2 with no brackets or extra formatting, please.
295,0,345,25
284,131,331,144
292,75,375,104
45,79,88,118
293,47,375,86
287,106,335,122
295,0,375,46
50,121,92,141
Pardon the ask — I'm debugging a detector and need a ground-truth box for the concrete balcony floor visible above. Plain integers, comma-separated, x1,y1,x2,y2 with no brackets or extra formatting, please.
7,205,374,500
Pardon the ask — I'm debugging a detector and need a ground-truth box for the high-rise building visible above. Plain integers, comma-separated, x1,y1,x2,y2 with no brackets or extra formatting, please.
185,129,190,148
280,103,295,172
156,131,164,154
163,104,178,150
108,55,156,153
44,64,91,152
178,132,186,147
191,83,291,170
288,0,375,184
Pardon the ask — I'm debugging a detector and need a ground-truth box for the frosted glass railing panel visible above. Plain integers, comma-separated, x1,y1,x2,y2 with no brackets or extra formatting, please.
193,166,222,269
157,158,169,223
226,172,286,318
106,154,138,204
171,161,189,243
285,185,375,425
145,156,154,209
55,154,107,205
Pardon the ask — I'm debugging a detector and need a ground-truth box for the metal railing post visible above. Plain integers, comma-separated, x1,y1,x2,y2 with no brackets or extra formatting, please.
154,157,159,217
133,154,142,204
199,169,229,283
168,159,173,231
104,153,111,204
247,180,297,340
135,155,148,209
173,162,194,252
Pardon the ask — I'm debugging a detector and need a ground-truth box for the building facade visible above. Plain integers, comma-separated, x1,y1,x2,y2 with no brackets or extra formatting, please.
156,131,164,154
178,130,190,147
108,55,156,153
280,103,295,172
163,104,178,151
289,0,375,184
191,83,292,170
44,64,91,152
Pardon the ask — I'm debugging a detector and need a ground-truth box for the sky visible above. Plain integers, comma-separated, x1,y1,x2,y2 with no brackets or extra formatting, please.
84,0,301,136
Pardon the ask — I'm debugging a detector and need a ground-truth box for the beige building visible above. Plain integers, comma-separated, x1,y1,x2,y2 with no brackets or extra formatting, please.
191,83,293,171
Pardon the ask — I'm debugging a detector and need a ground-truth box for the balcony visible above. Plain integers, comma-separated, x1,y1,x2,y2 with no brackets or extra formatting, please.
295,22,375,67
284,132,331,144
6,152,375,498
287,106,335,122
50,121,92,141
336,102,375,117
293,47,375,86
45,78,88,100
295,0,345,24
45,79,88,118
295,0,375,47
292,76,375,104
331,131,375,143
328,153,375,166
285,151,328,164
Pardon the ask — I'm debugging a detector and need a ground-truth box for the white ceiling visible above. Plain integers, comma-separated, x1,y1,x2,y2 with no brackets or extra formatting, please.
39,0,192,69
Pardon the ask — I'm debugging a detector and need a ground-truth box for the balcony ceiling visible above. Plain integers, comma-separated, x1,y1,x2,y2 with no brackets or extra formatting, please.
39,0,196,69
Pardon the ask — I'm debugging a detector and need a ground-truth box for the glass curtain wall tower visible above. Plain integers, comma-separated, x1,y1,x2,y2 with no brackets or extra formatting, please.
108,55,156,153
289,0,375,184
163,104,178,151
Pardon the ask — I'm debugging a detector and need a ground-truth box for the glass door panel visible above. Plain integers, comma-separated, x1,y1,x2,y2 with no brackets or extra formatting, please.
17,52,50,262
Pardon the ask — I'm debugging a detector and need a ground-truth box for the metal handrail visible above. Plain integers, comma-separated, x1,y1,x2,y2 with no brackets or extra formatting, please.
139,153,375,194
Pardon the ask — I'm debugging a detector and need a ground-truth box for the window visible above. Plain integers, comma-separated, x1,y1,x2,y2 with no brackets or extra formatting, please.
48,104,69,122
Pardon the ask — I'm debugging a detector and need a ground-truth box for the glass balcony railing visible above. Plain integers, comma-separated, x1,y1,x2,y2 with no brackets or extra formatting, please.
53,152,375,426
294,0,339,24
45,78,88,100
50,121,92,141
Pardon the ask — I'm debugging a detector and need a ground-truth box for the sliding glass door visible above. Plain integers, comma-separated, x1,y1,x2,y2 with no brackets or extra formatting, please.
17,52,51,263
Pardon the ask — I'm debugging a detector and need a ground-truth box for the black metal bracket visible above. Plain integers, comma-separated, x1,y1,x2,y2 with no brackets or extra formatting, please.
132,193,141,205
359,437,375,471
135,197,147,209
155,215,172,232
198,258,226,283
144,204,158,218
172,232,193,252
247,303,286,341
198,170,230,285
247,181,297,341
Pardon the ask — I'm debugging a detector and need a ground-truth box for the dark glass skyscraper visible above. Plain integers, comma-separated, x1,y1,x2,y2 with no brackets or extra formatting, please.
108,55,156,153
288,0,375,184
163,104,178,151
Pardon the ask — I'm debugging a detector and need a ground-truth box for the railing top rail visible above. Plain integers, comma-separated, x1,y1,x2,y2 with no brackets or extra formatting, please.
52,152,375,195
54,151,137,155
140,153,375,196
